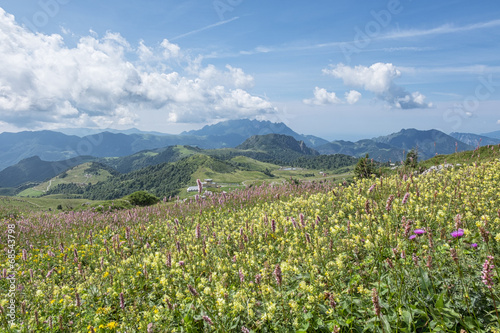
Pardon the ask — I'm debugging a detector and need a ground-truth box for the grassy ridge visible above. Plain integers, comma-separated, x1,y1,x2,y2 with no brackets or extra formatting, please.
17,162,117,198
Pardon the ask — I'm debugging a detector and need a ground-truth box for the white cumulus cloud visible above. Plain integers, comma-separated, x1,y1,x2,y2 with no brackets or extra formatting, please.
345,90,362,104
303,87,341,105
0,8,276,129
323,62,431,109
303,87,361,106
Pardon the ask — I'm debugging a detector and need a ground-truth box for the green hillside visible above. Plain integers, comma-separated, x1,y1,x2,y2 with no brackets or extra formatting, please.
101,145,202,173
17,162,118,197
43,154,354,201
419,144,500,169
0,155,96,188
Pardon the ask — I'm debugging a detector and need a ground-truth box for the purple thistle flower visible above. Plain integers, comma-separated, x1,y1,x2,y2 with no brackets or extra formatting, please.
451,229,464,238
482,256,495,289
409,235,417,240
470,243,478,248
414,229,425,235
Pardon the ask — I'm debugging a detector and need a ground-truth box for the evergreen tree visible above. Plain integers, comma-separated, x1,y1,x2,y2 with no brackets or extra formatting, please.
354,154,377,179
404,149,418,169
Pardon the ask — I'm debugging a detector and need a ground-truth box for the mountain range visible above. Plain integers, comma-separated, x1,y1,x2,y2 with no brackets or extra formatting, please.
450,132,500,147
182,119,329,148
0,119,327,171
1,119,499,191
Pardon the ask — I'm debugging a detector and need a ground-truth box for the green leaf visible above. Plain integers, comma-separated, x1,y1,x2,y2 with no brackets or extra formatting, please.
418,267,434,298
381,315,392,333
435,293,444,310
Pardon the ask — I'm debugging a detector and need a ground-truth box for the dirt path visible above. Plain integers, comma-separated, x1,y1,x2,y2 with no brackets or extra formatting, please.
45,180,52,192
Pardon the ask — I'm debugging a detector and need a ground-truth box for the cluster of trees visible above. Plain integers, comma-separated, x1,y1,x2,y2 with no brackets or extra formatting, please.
354,149,419,179
291,155,358,171
84,162,119,176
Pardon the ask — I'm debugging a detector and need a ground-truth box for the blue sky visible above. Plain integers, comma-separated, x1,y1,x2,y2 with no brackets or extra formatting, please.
0,0,499,140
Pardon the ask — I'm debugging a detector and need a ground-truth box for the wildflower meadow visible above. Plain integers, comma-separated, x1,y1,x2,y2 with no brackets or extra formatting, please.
1,158,500,332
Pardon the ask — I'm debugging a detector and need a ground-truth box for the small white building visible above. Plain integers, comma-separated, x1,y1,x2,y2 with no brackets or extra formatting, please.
187,186,200,192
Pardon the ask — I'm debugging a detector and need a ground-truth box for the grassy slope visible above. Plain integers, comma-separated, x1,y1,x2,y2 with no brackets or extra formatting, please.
0,196,95,215
17,162,116,197
419,144,500,169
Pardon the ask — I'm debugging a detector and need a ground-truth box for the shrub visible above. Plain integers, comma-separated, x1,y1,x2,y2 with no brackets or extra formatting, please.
126,191,159,206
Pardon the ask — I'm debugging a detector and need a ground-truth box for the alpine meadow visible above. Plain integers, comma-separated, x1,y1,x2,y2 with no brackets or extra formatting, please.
1,0,500,332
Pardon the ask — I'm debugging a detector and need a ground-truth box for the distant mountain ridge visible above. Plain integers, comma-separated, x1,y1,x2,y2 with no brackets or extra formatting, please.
449,132,500,147
316,128,475,162
0,119,328,171
316,139,406,162
480,130,500,140
54,127,170,137
182,119,329,148
0,155,96,188
0,120,494,173
372,128,474,160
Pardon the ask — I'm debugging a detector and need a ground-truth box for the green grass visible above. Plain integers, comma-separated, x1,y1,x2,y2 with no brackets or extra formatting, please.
229,155,279,171
0,196,96,215
418,144,500,169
